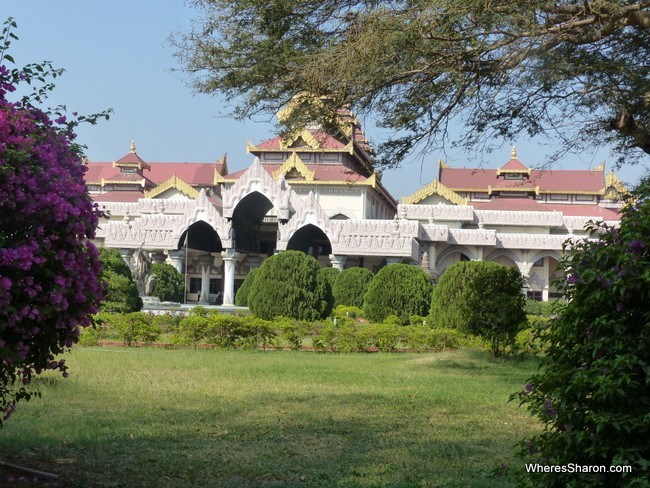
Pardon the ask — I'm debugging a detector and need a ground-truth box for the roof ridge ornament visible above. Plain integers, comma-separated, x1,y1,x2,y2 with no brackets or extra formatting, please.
130,140,136,153
511,145,517,159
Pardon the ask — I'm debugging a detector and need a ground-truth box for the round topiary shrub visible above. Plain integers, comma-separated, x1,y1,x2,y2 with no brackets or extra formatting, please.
333,267,373,308
363,264,433,324
151,262,184,302
235,267,258,306
430,261,526,356
247,251,330,321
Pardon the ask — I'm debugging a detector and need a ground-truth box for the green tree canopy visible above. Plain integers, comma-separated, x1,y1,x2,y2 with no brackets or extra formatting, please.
151,263,184,302
99,248,142,313
177,0,650,168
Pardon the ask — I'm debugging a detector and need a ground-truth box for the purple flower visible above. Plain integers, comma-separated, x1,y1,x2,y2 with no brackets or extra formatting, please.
543,398,557,418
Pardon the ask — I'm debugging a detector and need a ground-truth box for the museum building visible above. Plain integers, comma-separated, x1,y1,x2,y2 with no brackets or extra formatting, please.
85,114,626,305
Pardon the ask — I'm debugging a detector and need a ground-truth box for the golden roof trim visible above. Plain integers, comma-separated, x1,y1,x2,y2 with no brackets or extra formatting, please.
402,179,469,205
272,152,315,182
279,129,321,150
144,175,199,199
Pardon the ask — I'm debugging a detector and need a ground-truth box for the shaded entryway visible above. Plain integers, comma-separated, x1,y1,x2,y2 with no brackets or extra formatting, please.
287,224,332,258
231,192,276,254
177,220,223,253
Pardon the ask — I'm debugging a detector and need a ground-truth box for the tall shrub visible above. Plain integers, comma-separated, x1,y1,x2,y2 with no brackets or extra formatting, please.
0,20,107,424
235,267,258,306
316,267,337,317
430,261,525,356
151,262,184,302
333,267,373,308
248,251,329,321
99,248,142,313
515,179,650,487
363,264,432,324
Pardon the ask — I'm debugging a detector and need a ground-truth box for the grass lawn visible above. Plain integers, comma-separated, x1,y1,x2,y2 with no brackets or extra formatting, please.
0,348,541,487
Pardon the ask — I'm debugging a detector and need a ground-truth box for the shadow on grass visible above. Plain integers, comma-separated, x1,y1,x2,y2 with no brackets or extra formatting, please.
2,386,525,487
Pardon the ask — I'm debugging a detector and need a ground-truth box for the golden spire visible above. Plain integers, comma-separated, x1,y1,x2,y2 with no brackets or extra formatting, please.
130,140,136,153
511,145,517,159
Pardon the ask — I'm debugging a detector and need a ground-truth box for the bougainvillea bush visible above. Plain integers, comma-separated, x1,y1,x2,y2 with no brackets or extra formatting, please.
0,20,106,425
515,178,650,487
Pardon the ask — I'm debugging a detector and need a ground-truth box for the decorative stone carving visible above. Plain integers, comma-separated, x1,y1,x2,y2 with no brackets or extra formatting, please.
475,209,563,227
221,157,293,221
448,229,497,246
398,203,474,222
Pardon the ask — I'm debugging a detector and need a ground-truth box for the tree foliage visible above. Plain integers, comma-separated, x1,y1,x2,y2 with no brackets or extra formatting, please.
177,0,650,168
430,261,526,356
515,179,650,487
363,264,432,324
99,248,142,314
333,266,373,308
151,262,184,302
248,251,331,320
0,19,108,425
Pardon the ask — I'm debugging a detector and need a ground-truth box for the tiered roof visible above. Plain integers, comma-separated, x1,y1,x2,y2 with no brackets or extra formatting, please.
86,143,228,202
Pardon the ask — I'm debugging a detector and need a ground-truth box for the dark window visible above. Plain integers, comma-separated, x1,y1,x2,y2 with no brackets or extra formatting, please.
527,291,543,301
189,278,201,293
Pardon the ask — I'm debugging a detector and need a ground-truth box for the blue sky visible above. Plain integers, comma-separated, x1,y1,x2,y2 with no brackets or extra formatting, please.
5,2,648,199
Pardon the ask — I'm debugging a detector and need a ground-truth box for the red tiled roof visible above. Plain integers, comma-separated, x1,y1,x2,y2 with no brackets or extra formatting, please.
115,151,150,169
225,163,370,183
499,158,529,172
86,161,224,186
255,130,347,151
440,167,605,193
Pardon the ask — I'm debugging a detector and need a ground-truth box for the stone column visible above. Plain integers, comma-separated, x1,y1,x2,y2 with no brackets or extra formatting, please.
221,248,241,306
151,251,167,265
167,250,186,274
198,255,213,304
329,254,347,271
427,243,438,277
119,248,134,268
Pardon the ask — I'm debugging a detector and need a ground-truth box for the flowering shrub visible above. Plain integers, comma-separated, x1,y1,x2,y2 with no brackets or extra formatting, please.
515,178,650,486
0,19,107,425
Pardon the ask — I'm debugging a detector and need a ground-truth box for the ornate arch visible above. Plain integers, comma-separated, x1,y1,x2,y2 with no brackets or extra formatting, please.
221,157,293,221
436,246,476,267
484,249,523,267
277,191,334,251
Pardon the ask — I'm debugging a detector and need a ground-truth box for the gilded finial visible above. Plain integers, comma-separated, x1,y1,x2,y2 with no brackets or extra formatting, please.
130,140,136,153
511,145,517,159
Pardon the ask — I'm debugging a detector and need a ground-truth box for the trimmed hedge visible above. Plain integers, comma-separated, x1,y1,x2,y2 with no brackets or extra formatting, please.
363,264,433,324
430,261,526,356
235,267,258,306
332,267,373,308
248,251,331,321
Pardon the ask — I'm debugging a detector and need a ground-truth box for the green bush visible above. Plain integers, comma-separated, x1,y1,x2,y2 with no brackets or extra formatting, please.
99,248,142,313
365,323,401,352
111,312,161,345
174,312,275,349
363,264,433,324
525,299,564,317
316,267,336,318
174,314,211,346
248,251,331,321
235,267,258,306
515,179,650,487
151,263,184,302
332,267,373,308
331,305,365,321
431,261,526,356
276,317,313,350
